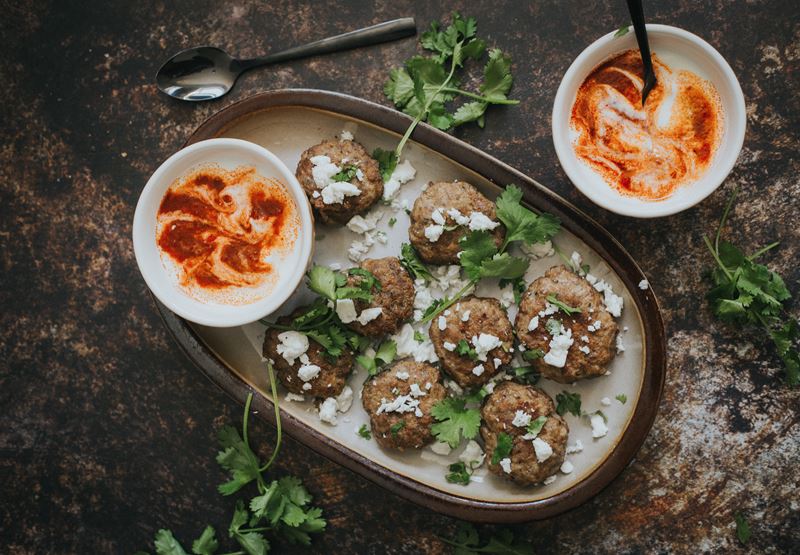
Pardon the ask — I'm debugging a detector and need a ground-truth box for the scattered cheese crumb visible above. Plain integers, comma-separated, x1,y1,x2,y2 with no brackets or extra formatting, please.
430,442,452,456
616,334,626,354
499,457,512,473
460,440,485,467
512,410,532,428
472,364,485,376
276,331,309,365
438,315,447,331
528,316,539,331
590,413,608,438
383,160,417,200
335,299,357,324
285,393,305,402
396,371,410,381
357,307,383,325
560,460,574,474
566,440,584,454
601,397,612,406
532,438,553,462
318,397,338,425
443,341,456,351
424,224,444,242
638,279,650,290
543,475,557,485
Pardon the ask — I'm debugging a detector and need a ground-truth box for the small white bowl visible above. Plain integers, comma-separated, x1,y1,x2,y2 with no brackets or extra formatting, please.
133,138,314,327
552,24,746,218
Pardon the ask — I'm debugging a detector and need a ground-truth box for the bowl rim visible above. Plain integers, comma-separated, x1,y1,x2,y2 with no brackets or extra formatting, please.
551,23,746,218
132,137,314,327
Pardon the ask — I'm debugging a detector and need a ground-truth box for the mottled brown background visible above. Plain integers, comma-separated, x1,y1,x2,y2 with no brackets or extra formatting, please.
1,0,798,553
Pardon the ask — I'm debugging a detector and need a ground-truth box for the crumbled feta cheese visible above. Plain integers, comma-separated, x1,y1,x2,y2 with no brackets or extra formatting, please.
340,130,354,141
566,440,584,454
396,371,410,381
336,385,354,412
590,413,608,438
355,169,364,181
532,438,553,462
382,159,416,200
425,382,432,390
430,442,452,456
347,213,378,234
297,362,321,382
616,334,626,354
438,315,447,331
578,345,590,355
335,298,357,324
499,457,512,473
321,180,361,205
521,240,554,259
592,279,624,317
570,251,583,270
310,155,341,188
638,279,650,290
560,460,574,474
601,397,612,406
377,394,420,415
276,331,309,365
357,307,383,325
348,239,371,262
446,208,470,226
544,326,573,368
472,333,502,361
528,316,539,331
581,335,589,342
512,410,531,428
409,383,427,397
431,208,446,225
543,475,557,485
538,303,559,318
443,341,456,351
472,364,485,376
392,323,438,363
318,397,338,425
460,440,485,467
424,224,444,242
444,378,463,396
302,382,312,391
285,393,305,402
468,211,500,231
499,285,515,308
312,190,320,198
493,357,502,368
461,310,471,322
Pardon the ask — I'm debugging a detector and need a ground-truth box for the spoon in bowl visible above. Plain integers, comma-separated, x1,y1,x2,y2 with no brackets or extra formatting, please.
625,0,657,105
157,18,416,101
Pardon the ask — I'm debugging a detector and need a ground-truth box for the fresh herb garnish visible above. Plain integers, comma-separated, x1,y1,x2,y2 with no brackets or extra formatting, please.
413,330,426,343
500,276,527,305
735,512,751,545
388,217,397,227
144,370,326,554
455,338,478,360
430,396,482,448
372,147,398,182
400,243,433,282
439,522,534,555
357,424,372,440
330,163,359,183
704,187,799,386
384,13,519,159
555,391,582,417
614,25,631,38
419,185,561,324
513,365,540,384
545,318,563,336
526,416,547,438
522,348,545,362
445,461,473,485
491,432,513,465
390,420,406,437
356,340,397,376
615,394,628,404
546,294,582,316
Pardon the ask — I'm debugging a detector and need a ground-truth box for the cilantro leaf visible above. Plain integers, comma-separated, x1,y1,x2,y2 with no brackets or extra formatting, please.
191,526,218,555
615,394,628,404
216,425,261,496
522,348,545,361
390,421,406,437
545,318,562,336
445,461,473,485
154,530,189,555
306,266,337,301
614,25,631,38
431,397,482,448
555,391,582,417
330,163,359,183
456,339,478,360
481,49,514,102
735,512,751,545
459,231,499,280
476,252,529,280
384,67,415,107
496,185,561,246
414,330,426,343
513,365,540,384
441,523,534,555
400,243,433,282
547,294,581,315
491,432,513,464
356,354,377,376
375,340,397,365
526,416,547,438
357,424,372,440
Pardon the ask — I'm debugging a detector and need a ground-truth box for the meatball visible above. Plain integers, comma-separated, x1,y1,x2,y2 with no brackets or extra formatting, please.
295,138,383,224
263,307,353,398
343,257,414,338
429,296,514,388
481,382,568,485
361,359,447,450
514,265,618,383
408,181,505,264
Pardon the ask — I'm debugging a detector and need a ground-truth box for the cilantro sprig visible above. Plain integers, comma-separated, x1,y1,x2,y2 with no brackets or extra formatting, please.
439,523,534,555
546,294,581,316
400,243,433,282
430,396,482,449
555,391,582,417
355,340,397,376
384,12,520,163
419,185,561,324
143,367,326,554
490,432,513,465
704,188,799,386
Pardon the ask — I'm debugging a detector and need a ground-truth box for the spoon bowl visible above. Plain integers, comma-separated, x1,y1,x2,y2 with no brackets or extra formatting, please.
156,46,239,101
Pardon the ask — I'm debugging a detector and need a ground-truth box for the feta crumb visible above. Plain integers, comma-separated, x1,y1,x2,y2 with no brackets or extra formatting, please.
302,382,312,391
590,413,608,438
581,335,589,342
409,383,427,397
346,213,379,234
340,130,354,141
424,224,444,242
472,333,502,361
570,251,583,270
512,410,531,428
312,190,320,198
297,362,321,382
396,371,410,381
543,475,557,485
348,238,371,262
532,438,553,462
425,382,432,390
544,326,573,368
318,397,338,425
560,460,574,474
601,397,612,406
468,211,500,231
321,180,361,205
446,208,470,226
438,315,447,331
377,394,420,415
460,440,485,467
493,357,502,368
276,331,309,365
431,208,446,225
527,316,539,331
499,457,512,473
430,442,452,456
592,279,624,317
616,334,626,354
356,307,383,325
310,155,340,188
443,341,456,352
382,159,416,200
578,345,590,355
285,393,305,402
392,323,438,363
566,440,584,454
336,385,354,412
444,379,463,396
335,298,357,324
638,279,650,290
461,310,471,322
472,364,485,376
538,303,559,318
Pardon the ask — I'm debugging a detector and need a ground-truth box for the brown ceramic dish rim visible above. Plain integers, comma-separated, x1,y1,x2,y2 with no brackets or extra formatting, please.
153,89,666,523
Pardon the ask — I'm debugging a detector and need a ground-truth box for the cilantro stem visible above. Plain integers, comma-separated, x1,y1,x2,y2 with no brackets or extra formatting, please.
748,241,780,261
715,185,738,254
395,43,463,158
703,234,734,283
242,392,253,452
438,86,520,104
259,362,283,473
419,279,476,324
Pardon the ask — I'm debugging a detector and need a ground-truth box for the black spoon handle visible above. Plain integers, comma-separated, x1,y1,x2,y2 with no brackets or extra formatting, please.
239,18,417,70
625,0,655,78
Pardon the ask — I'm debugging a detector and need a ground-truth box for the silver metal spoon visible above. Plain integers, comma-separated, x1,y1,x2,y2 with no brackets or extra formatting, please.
157,18,416,101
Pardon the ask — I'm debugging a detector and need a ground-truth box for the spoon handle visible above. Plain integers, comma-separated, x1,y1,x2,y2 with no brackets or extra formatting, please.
625,0,655,80
238,18,417,70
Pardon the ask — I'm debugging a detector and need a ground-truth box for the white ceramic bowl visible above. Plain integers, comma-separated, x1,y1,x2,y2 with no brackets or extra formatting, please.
552,24,746,218
133,138,314,327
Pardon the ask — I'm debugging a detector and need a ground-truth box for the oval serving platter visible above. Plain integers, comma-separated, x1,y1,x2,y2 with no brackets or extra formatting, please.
154,89,666,523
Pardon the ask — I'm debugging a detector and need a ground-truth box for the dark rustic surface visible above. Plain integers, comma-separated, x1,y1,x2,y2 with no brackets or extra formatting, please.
1,0,798,553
